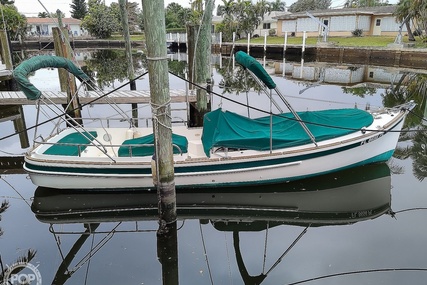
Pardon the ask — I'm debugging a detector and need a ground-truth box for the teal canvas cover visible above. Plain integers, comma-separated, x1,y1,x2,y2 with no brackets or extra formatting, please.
44,131,98,156
235,51,276,89
201,108,374,157
13,55,90,100
118,133,188,157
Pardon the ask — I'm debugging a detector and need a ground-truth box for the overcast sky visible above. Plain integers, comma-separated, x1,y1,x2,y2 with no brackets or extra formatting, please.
17,0,398,17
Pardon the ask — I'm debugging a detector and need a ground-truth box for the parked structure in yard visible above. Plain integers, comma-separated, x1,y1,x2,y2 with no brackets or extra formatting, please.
274,6,405,38
26,17,84,37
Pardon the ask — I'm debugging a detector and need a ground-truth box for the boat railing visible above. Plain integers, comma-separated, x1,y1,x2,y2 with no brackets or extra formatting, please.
33,140,184,158
70,116,187,128
120,143,184,157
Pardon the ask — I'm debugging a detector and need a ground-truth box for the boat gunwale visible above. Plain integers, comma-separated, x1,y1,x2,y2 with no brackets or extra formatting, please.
24,109,406,168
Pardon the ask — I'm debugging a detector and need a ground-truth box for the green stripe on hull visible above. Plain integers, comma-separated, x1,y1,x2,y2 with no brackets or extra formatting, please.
176,150,396,188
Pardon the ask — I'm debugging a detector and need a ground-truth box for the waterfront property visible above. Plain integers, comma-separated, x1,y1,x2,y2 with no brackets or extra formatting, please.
274,6,405,38
26,17,84,37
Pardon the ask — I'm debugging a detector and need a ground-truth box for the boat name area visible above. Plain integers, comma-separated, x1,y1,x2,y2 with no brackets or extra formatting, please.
360,133,383,146
351,210,373,218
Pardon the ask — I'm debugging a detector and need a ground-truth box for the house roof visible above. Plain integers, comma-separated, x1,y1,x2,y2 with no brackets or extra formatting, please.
274,5,396,20
26,17,82,25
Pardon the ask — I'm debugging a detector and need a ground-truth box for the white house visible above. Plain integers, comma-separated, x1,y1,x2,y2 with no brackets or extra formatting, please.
274,6,405,38
26,17,83,37
253,11,290,37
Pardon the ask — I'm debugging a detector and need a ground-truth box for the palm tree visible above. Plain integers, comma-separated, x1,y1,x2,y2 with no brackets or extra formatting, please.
270,0,286,11
394,0,416,41
411,0,427,37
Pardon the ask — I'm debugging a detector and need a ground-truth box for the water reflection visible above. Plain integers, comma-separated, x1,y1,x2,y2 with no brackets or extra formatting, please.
31,163,391,284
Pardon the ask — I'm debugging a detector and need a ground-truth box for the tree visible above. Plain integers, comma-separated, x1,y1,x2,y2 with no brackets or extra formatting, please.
344,0,389,7
165,2,191,29
110,2,141,33
216,0,271,41
0,5,27,39
217,0,234,16
394,0,416,41
270,0,286,11
82,0,119,38
411,0,427,38
38,12,49,18
288,0,331,12
70,0,87,19
0,0,14,4
50,10,65,19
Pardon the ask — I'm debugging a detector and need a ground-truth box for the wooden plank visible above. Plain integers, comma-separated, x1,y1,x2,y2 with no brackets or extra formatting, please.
0,89,195,105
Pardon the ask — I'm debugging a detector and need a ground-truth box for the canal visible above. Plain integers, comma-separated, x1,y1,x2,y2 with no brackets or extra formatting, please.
1,49,426,284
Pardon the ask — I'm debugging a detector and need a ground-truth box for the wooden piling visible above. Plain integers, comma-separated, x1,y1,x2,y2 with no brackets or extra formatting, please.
52,27,82,125
119,0,137,126
142,0,177,226
0,30,12,70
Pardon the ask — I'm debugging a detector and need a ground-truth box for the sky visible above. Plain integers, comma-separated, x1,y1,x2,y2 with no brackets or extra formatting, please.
16,0,398,17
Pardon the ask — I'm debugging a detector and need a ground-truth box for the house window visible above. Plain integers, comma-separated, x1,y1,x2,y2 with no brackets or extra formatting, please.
263,23,271,29
376,19,381,26
369,71,374,78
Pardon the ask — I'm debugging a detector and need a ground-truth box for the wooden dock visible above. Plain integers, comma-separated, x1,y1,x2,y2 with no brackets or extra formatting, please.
0,89,196,105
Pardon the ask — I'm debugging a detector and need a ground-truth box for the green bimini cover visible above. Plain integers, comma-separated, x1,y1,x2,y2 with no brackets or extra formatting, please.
201,108,374,157
118,133,188,157
44,131,98,156
12,55,90,100
235,51,276,89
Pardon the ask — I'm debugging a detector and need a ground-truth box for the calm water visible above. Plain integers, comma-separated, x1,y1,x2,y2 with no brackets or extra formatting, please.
1,51,427,284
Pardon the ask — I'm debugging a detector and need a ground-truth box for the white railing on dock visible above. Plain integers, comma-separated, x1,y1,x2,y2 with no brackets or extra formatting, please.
166,33,222,45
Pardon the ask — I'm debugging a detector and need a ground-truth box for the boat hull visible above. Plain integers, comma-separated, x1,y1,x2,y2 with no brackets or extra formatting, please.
24,114,405,190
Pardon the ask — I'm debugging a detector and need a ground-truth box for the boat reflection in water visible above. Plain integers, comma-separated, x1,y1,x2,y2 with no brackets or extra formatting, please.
31,163,392,284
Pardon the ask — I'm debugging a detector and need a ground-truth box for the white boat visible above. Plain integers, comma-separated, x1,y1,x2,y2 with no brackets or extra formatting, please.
16,54,415,190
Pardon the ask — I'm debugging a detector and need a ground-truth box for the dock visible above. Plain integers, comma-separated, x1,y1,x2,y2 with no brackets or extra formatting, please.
0,89,196,105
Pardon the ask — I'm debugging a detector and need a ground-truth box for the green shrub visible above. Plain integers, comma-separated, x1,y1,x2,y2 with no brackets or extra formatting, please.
352,29,363,37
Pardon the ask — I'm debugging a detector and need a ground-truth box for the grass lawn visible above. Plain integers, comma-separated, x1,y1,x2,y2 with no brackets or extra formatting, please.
238,35,427,48
108,33,427,49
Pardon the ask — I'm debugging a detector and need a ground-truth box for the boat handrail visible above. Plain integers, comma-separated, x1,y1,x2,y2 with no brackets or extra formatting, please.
121,143,184,157
69,116,187,128
33,140,184,157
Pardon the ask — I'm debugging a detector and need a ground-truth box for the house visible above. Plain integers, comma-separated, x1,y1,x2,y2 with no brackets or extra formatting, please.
26,17,84,37
274,6,405,38
253,11,289,37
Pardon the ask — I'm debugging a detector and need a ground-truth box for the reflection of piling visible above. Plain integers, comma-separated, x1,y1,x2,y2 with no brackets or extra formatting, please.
157,221,179,285
300,31,306,79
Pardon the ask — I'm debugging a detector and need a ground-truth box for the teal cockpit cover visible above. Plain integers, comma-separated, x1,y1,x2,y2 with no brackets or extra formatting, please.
12,55,90,100
118,133,188,157
201,108,374,157
235,51,276,89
